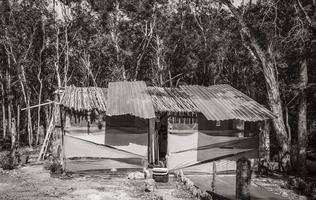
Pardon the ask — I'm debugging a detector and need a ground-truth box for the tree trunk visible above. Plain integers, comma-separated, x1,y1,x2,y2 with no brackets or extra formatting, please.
20,71,32,147
4,33,33,147
155,34,165,86
4,41,12,140
81,52,97,86
51,101,64,171
134,20,155,81
1,0,10,141
7,102,11,139
110,1,126,81
223,0,290,159
50,26,64,170
259,120,270,161
297,59,308,177
36,69,43,145
6,55,12,139
36,18,45,146
26,96,33,147
11,118,16,149
9,118,18,169
16,105,20,145
2,2,34,147
64,25,69,87
43,105,50,137
19,65,33,147
285,106,292,142
55,27,61,90
1,83,6,138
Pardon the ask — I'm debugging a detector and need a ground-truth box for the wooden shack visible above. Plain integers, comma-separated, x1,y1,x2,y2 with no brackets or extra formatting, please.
58,82,273,173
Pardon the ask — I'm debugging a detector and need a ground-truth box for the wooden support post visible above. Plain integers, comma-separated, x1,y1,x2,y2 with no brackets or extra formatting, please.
155,129,159,165
236,157,251,200
148,118,155,166
104,117,107,145
211,161,217,192
87,111,91,135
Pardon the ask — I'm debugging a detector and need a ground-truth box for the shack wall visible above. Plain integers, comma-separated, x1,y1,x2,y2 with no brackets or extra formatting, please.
105,114,148,157
165,114,198,169
63,113,146,171
197,113,232,131
166,114,260,173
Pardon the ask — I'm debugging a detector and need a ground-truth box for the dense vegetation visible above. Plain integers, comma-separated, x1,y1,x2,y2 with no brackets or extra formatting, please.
0,0,315,176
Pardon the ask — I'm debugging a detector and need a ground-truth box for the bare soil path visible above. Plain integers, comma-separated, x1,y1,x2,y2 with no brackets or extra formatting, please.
0,164,194,200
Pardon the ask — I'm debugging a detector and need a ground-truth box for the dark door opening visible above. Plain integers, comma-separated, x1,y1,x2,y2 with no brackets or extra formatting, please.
157,113,168,166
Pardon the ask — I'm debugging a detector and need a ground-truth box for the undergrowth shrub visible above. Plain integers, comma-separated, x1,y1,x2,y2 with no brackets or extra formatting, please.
44,157,63,175
0,138,11,151
0,151,20,170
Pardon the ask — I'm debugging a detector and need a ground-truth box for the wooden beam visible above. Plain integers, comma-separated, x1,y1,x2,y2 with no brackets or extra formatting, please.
21,101,56,111
38,106,55,161
211,161,216,192
148,118,155,166
155,129,159,165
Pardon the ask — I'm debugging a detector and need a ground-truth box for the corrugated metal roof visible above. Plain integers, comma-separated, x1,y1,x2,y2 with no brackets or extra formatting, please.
148,86,199,113
61,86,107,112
106,81,155,119
180,84,275,121
61,83,274,121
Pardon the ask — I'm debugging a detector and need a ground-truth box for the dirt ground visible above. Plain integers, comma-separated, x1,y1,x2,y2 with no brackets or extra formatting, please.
0,164,195,200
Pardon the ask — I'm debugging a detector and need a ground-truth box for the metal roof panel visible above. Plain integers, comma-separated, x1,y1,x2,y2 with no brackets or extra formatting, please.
106,81,155,119
180,84,274,121
148,86,199,113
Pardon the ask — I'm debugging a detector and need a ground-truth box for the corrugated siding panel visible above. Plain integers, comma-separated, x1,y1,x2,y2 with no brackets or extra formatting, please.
148,86,199,113
180,84,274,121
61,86,107,112
106,81,155,119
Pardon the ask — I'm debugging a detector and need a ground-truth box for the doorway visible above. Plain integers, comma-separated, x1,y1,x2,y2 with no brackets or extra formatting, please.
157,113,168,166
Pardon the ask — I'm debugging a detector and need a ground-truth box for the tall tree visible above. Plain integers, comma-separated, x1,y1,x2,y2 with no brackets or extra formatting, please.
221,0,290,166
297,59,308,176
